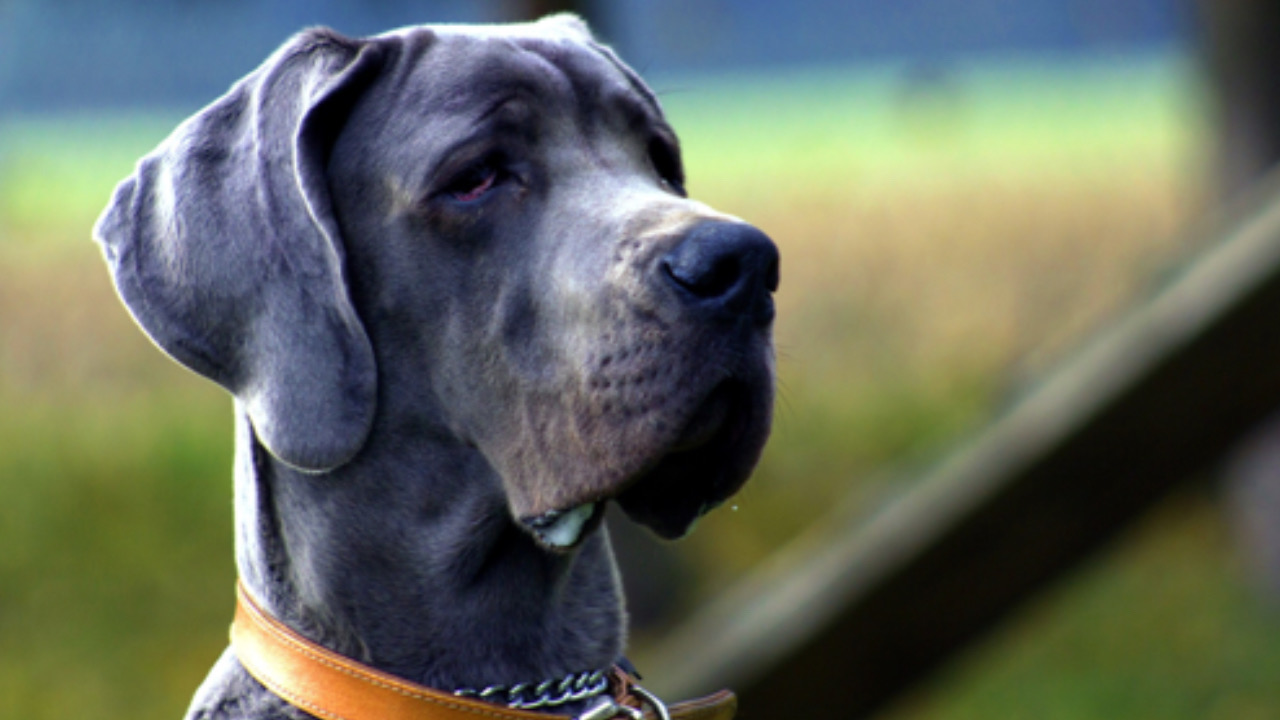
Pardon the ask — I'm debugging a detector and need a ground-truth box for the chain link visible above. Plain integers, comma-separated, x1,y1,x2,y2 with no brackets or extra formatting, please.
454,668,610,711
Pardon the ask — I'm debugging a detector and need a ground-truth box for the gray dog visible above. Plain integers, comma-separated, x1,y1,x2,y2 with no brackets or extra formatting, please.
95,15,777,720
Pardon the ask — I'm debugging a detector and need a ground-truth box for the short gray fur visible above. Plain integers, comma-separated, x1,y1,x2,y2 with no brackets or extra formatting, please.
95,15,777,719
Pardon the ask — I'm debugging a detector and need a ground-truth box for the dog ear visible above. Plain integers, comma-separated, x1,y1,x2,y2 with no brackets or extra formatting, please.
94,29,386,472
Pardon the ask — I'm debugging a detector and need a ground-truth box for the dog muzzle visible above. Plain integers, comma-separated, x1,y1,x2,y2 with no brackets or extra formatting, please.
230,582,737,720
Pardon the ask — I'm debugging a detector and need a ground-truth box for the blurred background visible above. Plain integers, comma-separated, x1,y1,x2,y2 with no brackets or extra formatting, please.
4,0,1280,718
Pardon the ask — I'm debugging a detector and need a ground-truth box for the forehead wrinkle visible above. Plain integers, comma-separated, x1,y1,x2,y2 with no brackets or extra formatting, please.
512,36,667,148
586,41,663,116
433,52,567,120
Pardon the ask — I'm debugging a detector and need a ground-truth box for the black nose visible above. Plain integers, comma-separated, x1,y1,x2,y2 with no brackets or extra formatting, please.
660,222,780,325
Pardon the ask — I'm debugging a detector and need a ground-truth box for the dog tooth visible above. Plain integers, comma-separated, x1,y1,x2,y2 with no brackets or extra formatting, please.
541,502,595,548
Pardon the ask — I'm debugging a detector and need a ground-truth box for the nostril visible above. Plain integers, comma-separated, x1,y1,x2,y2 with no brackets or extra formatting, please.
664,253,742,300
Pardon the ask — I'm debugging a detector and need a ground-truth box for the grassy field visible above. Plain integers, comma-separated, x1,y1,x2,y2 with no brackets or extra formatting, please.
3,53,1279,719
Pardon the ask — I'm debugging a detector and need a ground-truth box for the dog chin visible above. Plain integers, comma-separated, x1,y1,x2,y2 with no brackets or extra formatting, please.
519,377,770,550
614,403,765,540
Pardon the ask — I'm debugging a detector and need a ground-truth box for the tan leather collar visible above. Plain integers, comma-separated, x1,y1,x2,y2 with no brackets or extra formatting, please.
231,582,736,720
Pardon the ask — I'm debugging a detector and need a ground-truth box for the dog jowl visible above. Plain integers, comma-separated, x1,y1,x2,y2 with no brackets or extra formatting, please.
95,14,777,719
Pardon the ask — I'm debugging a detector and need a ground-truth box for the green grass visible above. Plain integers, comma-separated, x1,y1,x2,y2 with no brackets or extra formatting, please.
0,114,182,245
657,53,1204,200
0,394,234,718
883,490,1280,720
0,112,235,716
3,54,1276,719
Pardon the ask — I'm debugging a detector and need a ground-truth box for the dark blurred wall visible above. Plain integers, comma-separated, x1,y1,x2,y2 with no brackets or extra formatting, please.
0,0,497,112
606,0,1189,75
1,0,1190,113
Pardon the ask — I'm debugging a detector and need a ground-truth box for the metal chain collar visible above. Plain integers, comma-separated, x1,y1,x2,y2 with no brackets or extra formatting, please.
453,668,611,711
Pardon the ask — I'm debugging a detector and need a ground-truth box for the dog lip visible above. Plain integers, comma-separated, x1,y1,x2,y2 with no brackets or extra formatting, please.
522,502,601,550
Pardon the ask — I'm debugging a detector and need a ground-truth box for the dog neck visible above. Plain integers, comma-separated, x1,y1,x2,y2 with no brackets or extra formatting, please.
228,409,627,696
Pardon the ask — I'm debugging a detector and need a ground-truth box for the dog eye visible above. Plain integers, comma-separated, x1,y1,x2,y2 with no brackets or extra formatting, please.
648,137,686,197
443,161,505,204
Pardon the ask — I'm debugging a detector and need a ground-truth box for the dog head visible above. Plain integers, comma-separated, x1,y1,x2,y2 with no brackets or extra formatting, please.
95,15,777,550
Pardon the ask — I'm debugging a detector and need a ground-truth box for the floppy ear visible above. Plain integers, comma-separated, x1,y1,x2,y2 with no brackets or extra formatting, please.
94,29,386,472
